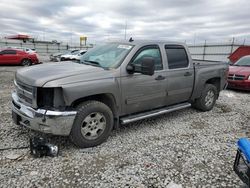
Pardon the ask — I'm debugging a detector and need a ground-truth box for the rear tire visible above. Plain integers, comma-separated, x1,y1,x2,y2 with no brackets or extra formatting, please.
70,100,114,148
192,84,218,111
21,59,32,66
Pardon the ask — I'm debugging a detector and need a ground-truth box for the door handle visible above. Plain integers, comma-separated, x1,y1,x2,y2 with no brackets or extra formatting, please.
184,72,192,76
155,75,166,80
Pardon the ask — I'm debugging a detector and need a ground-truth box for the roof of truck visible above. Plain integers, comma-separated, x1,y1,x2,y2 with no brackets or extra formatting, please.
108,39,186,46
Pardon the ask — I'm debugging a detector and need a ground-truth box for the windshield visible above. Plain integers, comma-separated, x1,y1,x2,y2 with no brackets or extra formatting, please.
234,56,250,66
72,51,80,55
79,43,133,68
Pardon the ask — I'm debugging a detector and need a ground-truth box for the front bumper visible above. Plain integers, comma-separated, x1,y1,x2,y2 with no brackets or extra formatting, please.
11,92,77,136
227,80,250,91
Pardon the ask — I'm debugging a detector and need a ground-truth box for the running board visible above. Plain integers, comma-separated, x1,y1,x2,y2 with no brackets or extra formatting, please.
120,102,191,124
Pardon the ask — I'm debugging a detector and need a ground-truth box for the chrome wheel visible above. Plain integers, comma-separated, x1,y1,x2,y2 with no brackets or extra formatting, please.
80,112,106,140
204,90,215,107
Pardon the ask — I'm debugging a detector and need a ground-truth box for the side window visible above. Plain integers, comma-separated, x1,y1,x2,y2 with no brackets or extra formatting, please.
1,50,8,54
2,50,17,55
165,46,189,69
131,46,163,70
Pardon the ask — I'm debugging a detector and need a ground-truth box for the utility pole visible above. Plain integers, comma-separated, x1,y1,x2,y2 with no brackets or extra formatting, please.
70,28,73,46
124,21,127,40
193,33,196,46
43,29,46,41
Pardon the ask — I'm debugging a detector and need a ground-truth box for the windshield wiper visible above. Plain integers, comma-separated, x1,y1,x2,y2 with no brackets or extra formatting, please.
83,60,101,67
81,60,108,70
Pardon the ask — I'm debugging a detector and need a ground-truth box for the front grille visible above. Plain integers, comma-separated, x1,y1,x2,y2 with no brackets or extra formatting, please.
228,74,246,80
18,93,33,104
14,80,33,107
16,80,33,92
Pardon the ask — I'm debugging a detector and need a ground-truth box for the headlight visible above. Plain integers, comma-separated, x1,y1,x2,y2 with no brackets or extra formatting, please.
36,87,65,109
37,88,54,108
248,75,250,80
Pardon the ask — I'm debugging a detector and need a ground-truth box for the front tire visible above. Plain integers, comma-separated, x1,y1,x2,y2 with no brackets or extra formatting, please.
21,59,32,66
192,84,218,111
70,101,114,148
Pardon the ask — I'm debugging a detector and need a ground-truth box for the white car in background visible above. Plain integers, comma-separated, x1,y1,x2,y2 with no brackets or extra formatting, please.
60,50,80,61
50,49,79,62
70,50,87,61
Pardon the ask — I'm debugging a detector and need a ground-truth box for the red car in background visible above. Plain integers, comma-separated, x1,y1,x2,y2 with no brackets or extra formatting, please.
0,48,39,66
228,46,250,64
227,55,250,91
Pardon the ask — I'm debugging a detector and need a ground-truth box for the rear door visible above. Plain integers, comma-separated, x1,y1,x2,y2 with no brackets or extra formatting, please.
121,45,167,115
165,45,194,105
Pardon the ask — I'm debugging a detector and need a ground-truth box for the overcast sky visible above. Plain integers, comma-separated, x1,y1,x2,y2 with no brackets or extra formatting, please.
0,0,249,44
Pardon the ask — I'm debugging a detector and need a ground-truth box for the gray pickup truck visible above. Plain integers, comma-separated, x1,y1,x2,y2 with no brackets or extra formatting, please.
12,41,228,148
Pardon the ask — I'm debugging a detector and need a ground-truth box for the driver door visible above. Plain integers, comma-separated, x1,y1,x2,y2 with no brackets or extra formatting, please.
121,45,167,115
0,50,17,64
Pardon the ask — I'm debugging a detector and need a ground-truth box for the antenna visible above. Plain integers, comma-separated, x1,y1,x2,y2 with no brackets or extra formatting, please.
129,37,134,42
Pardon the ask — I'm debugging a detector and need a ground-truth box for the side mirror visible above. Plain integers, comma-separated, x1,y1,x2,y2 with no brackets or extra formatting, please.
127,57,155,76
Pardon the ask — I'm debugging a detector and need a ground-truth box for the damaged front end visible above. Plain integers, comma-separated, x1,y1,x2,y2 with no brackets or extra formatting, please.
11,79,77,136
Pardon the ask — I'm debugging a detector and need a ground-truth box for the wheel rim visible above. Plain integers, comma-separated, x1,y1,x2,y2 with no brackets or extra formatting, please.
22,59,30,66
80,112,106,140
204,90,215,107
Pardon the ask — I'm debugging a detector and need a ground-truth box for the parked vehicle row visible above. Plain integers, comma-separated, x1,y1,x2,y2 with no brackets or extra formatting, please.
0,48,39,66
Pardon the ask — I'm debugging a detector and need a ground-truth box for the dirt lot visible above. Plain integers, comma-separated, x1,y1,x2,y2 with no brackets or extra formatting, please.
0,65,249,187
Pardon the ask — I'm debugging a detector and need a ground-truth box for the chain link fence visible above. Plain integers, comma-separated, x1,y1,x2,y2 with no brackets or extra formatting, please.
1,38,249,62
0,39,92,55
188,38,250,62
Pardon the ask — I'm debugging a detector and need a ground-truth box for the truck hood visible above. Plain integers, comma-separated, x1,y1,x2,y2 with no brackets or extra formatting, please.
229,66,250,76
16,62,113,87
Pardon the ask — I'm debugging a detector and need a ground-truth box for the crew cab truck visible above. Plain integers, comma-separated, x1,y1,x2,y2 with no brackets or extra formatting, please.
12,41,228,148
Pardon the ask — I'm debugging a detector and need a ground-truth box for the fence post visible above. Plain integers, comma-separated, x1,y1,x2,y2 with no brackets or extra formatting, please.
203,40,206,60
243,39,246,46
46,43,49,54
230,37,235,54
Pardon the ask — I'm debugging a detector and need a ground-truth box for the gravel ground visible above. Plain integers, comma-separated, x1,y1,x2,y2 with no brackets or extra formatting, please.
0,65,250,187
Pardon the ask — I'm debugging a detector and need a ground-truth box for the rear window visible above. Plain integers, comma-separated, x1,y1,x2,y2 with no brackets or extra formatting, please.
165,45,189,69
